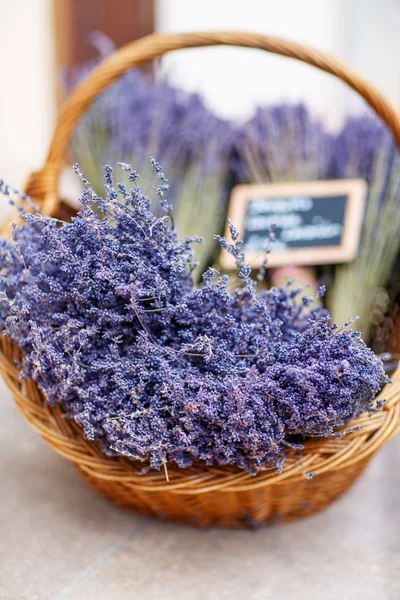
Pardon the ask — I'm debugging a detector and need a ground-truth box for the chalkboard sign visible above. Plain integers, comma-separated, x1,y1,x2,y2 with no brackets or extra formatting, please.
220,179,367,269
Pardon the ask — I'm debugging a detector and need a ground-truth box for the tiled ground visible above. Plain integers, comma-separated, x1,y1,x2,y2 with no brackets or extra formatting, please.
1,376,400,600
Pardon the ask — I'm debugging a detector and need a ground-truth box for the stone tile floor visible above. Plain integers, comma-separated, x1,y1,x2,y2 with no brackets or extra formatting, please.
1,376,400,600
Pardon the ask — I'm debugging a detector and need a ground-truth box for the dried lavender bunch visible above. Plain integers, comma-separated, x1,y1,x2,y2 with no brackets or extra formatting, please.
0,163,388,474
329,115,400,338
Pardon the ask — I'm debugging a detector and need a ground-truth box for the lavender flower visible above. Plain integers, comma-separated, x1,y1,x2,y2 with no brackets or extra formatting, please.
0,162,388,474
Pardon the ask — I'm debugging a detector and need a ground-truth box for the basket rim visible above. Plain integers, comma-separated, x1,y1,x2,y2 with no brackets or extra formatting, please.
1,335,399,495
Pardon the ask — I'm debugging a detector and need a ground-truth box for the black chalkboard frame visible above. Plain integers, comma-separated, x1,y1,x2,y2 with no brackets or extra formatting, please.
220,179,367,269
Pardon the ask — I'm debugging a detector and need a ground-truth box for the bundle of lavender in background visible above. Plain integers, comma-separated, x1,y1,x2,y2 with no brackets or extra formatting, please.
329,116,400,342
233,103,334,183
0,163,388,474
65,38,235,274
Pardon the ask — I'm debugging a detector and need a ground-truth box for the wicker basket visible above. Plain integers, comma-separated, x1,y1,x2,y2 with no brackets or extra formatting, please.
2,32,400,528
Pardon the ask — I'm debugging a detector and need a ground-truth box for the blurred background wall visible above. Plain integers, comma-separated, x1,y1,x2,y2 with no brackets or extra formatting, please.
0,1,55,189
1,0,400,188
156,0,400,124
156,0,350,122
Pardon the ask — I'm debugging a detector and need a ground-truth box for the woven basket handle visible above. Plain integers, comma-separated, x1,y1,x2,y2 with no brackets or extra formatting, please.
24,31,400,214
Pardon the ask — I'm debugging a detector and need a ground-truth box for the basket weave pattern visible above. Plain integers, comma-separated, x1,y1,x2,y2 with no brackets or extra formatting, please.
2,32,400,527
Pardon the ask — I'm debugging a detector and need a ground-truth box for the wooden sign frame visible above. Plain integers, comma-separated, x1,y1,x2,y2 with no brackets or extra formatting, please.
220,179,367,269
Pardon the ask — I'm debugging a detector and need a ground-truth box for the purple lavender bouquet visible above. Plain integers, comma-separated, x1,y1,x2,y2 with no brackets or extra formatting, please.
0,163,388,474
